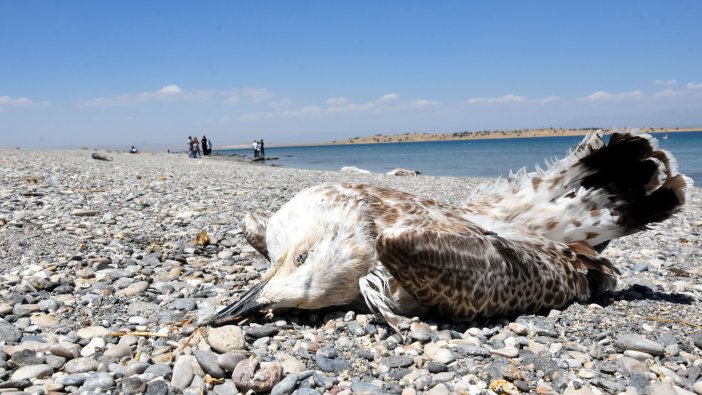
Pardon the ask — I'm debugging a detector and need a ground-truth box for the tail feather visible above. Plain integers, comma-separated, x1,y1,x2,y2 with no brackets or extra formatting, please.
466,129,691,248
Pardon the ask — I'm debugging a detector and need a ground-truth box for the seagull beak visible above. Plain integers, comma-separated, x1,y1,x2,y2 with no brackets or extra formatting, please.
210,279,270,326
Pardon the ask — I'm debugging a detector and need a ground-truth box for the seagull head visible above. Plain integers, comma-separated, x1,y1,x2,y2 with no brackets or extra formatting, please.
212,197,377,324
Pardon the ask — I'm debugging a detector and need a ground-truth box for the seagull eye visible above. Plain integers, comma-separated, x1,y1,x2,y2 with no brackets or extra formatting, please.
295,251,309,265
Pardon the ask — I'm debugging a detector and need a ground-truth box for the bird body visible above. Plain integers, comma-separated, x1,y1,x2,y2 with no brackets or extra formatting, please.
214,130,691,330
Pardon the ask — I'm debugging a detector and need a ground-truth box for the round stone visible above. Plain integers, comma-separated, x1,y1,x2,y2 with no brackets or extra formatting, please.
63,357,100,374
0,319,22,343
194,349,226,378
81,372,115,392
76,325,110,340
11,364,54,380
207,325,245,353
615,335,665,356
171,356,195,390
233,358,283,393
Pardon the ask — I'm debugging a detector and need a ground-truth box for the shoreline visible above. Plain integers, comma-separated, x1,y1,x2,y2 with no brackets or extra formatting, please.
219,126,701,150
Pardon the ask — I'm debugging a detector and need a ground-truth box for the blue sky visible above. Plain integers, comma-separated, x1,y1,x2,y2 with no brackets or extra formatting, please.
1,1,701,149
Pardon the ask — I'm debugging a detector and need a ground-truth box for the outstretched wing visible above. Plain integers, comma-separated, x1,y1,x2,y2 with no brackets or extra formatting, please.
375,227,598,320
243,210,271,261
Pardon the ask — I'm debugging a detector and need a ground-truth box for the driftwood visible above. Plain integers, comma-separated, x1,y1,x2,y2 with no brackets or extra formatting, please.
91,153,113,161
251,156,279,162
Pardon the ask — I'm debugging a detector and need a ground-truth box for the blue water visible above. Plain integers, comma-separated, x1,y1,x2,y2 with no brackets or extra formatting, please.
217,131,702,184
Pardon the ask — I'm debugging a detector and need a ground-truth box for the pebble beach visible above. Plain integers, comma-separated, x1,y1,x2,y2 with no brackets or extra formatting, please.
1,148,701,395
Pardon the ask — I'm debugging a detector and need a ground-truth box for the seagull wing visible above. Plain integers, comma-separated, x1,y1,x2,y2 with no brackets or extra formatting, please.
375,227,597,320
243,210,271,261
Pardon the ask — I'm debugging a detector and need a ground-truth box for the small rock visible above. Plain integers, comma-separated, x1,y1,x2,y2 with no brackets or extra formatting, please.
104,343,132,359
63,357,99,373
245,324,280,338
172,356,195,390
122,376,146,394
11,364,53,380
57,373,89,386
217,352,247,372
233,358,283,393
76,325,110,339
692,331,702,350
271,373,298,395
315,347,351,373
381,355,415,368
81,372,115,391
11,349,46,367
491,347,519,358
616,335,665,356
146,379,169,395
351,381,382,394
208,325,246,353
144,363,173,378
194,349,226,378
0,319,22,342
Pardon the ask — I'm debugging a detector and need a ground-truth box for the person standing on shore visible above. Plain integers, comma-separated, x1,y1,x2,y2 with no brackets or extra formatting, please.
201,135,209,156
253,140,260,159
207,138,213,155
193,136,201,157
188,136,195,158
259,139,265,159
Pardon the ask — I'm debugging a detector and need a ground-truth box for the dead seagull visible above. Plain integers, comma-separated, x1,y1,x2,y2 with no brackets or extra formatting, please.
212,129,691,331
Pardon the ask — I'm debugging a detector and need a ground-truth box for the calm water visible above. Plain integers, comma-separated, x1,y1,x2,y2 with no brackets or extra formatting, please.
218,131,702,184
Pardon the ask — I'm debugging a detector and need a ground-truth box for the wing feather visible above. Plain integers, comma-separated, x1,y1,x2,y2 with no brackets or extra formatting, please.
376,227,596,320
243,210,271,261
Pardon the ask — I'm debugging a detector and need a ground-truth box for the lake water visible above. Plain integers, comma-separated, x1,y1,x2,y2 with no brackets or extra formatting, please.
217,131,702,185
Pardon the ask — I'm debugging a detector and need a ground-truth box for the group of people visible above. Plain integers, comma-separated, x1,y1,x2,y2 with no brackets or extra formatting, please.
188,135,212,158
252,139,265,159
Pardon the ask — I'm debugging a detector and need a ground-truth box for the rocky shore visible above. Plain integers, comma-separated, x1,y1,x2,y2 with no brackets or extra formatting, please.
0,148,701,395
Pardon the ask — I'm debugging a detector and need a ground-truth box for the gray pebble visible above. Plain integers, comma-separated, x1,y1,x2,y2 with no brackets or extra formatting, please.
380,355,414,368
63,357,99,374
194,349,226,378
0,320,22,343
616,334,665,356
171,356,195,390
315,347,351,373
244,324,280,338
57,373,89,386
121,376,146,394
144,363,173,378
146,379,169,395
81,372,115,392
271,373,298,395
217,352,246,372
10,364,53,381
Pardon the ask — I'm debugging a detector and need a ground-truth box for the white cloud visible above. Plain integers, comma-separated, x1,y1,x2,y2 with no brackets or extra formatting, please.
655,89,682,98
377,93,399,102
535,96,560,103
239,88,273,103
224,96,240,104
467,94,526,104
654,79,677,86
81,85,212,107
0,96,34,106
158,85,183,94
687,82,702,90
283,105,323,117
327,97,350,107
580,90,643,102
410,99,441,108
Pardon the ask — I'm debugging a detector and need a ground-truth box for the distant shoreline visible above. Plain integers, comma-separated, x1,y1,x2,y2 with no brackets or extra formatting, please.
218,126,701,150
321,127,701,146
